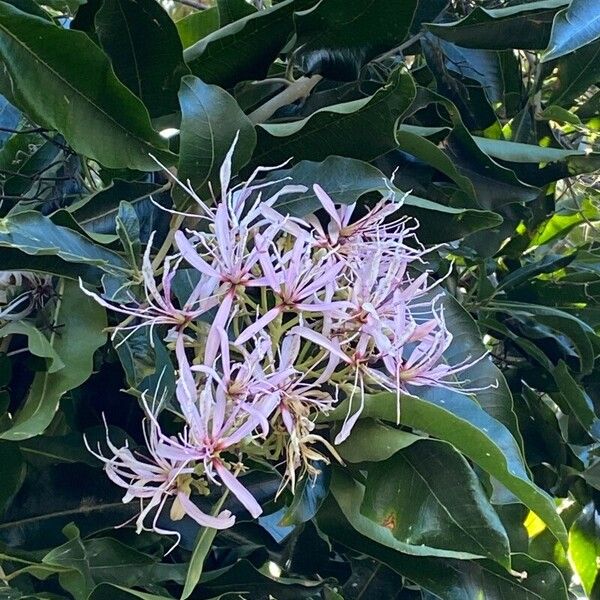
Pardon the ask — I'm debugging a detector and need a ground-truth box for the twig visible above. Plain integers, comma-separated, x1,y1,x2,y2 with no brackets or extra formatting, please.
171,0,209,9
248,75,323,124
0,126,47,134
375,32,424,63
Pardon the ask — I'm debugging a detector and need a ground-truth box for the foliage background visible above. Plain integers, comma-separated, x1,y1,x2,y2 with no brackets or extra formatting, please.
2,0,600,598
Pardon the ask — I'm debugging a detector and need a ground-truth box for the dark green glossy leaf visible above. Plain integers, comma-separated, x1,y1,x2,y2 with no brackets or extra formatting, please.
542,0,600,62
0,2,173,170
473,136,600,185
0,321,63,372
217,0,255,26
0,211,129,276
68,180,166,239
319,390,567,547
115,201,141,269
487,301,597,374
176,8,220,49
0,248,104,285
438,293,523,446
0,463,136,550
43,527,184,600
553,361,600,436
318,494,568,599
0,279,106,441
95,0,189,118
549,41,600,107
0,131,60,196
88,585,175,600
426,0,568,50
184,0,313,88
197,559,324,599
496,253,576,294
252,68,416,167
176,75,256,203
336,419,421,463
280,462,330,526
358,440,511,565
0,441,24,513
292,0,418,79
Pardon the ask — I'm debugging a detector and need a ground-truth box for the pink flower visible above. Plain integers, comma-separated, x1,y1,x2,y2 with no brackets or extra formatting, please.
307,184,419,257
234,236,349,345
85,409,235,544
80,232,218,344
380,302,492,394
167,336,270,518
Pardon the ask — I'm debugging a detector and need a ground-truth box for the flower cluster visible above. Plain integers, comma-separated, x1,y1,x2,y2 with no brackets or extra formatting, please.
85,142,486,541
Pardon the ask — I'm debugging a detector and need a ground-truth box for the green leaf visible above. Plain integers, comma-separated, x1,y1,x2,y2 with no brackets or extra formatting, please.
331,464,500,563
292,0,418,79
252,68,416,167
0,211,129,277
0,131,60,196
115,201,141,269
552,361,600,435
319,391,567,548
542,0,600,62
549,40,600,107
399,94,540,211
114,329,157,389
437,293,524,447
95,0,189,118
0,321,64,372
43,528,184,600
487,301,596,374
338,439,511,566
279,463,330,526
0,441,25,512
568,502,600,596
184,0,312,88
217,0,255,26
68,180,164,236
0,248,105,285
496,253,576,294
89,584,174,600
176,75,256,204
181,514,221,599
0,463,136,550
335,419,421,463
426,0,568,50
0,279,106,440
472,136,600,184
0,1,173,170
176,8,220,49
319,493,569,600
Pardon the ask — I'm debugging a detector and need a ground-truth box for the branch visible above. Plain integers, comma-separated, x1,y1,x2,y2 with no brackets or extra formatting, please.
171,0,210,9
248,75,323,124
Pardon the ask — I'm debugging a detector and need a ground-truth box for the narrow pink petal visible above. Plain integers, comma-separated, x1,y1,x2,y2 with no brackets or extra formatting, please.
214,462,262,518
176,491,235,529
175,231,220,278
313,184,341,227
205,292,234,364
290,326,349,363
234,306,281,346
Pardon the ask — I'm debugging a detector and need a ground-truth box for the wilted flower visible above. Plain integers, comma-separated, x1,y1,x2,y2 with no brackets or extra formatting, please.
0,271,54,322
